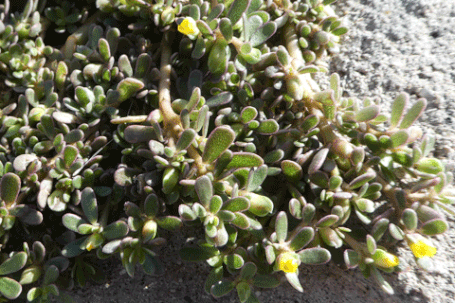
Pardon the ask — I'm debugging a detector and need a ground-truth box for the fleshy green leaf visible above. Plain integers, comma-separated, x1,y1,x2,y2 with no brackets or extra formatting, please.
416,158,444,175
281,160,302,183
256,119,279,134
390,93,408,128
115,78,144,103
103,220,129,240
206,92,233,108
0,277,22,300
211,280,235,298
156,216,182,231
289,227,314,251
421,219,448,235
223,254,244,270
402,208,418,230
202,126,235,163
0,173,21,205
236,281,251,303
62,213,87,233
195,175,213,208
399,98,426,129
244,193,273,217
355,105,380,122
275,211,288,242
81,188,98,225
298,247,331,265
227,0,251,25
0,252,27,275
250,22,276,47
226,152,264,169
176,129,196,152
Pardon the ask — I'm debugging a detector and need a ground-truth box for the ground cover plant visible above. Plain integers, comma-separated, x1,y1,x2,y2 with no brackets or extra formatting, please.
0,0,453,302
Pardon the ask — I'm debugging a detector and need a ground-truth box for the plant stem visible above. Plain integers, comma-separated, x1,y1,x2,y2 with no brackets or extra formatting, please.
159,32,206,175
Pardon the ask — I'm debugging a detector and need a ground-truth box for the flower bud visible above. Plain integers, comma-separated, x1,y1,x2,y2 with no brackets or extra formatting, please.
372,248,399,268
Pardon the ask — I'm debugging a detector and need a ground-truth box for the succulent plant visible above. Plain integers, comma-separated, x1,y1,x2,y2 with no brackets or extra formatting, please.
0,0,452,301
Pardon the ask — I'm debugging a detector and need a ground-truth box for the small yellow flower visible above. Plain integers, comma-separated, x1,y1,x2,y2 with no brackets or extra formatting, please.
372,249,399,268
86,242,94,251
177,17,199,38
409,239,437,259
278,252,300,273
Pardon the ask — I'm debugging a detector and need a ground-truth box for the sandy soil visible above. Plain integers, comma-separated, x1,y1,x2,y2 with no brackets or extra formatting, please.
62,0,455,302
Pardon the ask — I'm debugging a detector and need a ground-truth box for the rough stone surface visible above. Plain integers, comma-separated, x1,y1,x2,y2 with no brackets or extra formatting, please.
62,0,455,302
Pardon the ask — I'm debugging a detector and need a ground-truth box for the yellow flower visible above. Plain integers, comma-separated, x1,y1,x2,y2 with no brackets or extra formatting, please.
278,252,300,273
372,249,399,268
86,242,94,251
409,239,437,259
177,17,199,38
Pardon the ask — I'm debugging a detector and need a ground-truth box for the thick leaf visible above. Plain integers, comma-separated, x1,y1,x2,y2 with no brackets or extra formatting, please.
62,213,87,233
245,193,273,217
343,249,360,268
256,119,279,134
246,165,268,191
250,22,277,47
285,272,303,292
402,208,418,230
240,262,257,280
289,227,314,251
348,171,376,189
316,214,339,227
219,18,233,41
232,212,251,229
390,93,408,128
0,277,22,300
298,247,331,265
308,148,329,174
206,92,233,108
227,0,250,25
0,252,27,275
116,78,144,103
223,197,250,212
202,126,235,163
355,105,380,122
318,227,343,248
208,39,229,77
156,216,182,231
195,175,213,208
176,129,196,152
390,130,409,148
19,266,41,285
63,146,78,168
205,266,223,294
81,188,98,224
103,220,129,240
416,158,444,175
281,160,302,183
399,98,426,129
124,126,157,143
275,211,288,242
226,152,264,169
0,173,21,205
211,280,235,298
223,254,244,269
421,219,448,236
236,281,251,303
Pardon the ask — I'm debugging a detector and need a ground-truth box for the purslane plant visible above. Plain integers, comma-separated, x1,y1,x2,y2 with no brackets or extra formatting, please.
0,0,453,301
